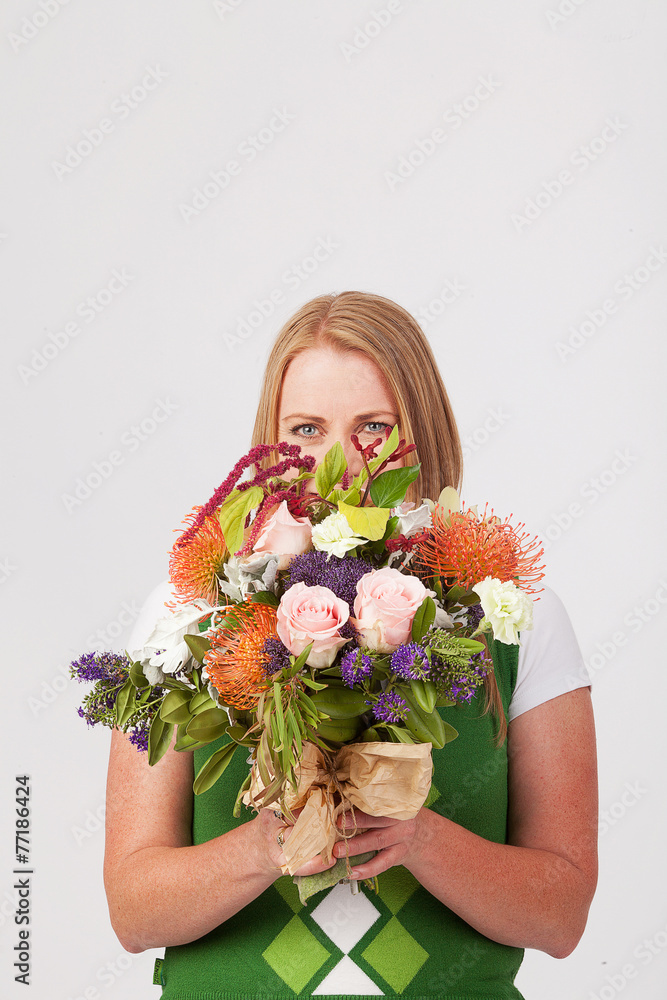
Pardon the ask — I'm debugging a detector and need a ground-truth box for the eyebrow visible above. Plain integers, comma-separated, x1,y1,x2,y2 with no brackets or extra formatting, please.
280,412,399,423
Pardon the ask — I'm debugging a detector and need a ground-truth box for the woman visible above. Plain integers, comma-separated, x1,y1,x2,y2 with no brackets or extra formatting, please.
103,291,597,998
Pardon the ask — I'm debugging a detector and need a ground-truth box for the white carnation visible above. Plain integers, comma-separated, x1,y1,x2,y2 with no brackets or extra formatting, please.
471,577,533,645
311,511,366,558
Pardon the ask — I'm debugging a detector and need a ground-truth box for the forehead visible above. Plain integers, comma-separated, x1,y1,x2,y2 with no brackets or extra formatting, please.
279,347,396,412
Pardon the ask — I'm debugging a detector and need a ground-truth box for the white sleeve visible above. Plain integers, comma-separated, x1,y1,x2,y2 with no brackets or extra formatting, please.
509,585,591,722
126,579,175,655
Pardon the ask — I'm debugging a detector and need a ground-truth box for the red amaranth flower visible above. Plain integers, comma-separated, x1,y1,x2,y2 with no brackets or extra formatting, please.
169,506,227,604
204,603,278,709
174,443,315,551
415,503,545,594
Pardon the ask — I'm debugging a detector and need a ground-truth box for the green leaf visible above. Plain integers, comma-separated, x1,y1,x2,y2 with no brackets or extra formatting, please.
218,485,264,555
186,707,229,742
290,642,313,673
232,772,252,817
301,677,328,690
189,689,215,714
128,660,149,689
370,424,400,468
250,590,279,607
193,741,237,795
159,689,193,725
173,730,208,752
441,720,459,744
225,723,252,745
115,679,137,727
369,464,421,508
314,441,347,498
338,501,390,541
327,486,361,507
183,633,211,664
411,596,436,642
383,723,416,744
148,715,173,766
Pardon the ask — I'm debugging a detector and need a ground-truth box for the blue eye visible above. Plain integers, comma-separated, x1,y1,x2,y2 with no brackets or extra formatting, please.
365,422,389,434
292,424,318,437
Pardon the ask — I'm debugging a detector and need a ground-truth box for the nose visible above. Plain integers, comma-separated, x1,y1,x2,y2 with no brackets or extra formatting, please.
341,439,364,479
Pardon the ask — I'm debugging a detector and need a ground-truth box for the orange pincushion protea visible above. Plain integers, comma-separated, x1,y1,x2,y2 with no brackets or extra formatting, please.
415,503,545,595
204,602,277,710
169,506,227,605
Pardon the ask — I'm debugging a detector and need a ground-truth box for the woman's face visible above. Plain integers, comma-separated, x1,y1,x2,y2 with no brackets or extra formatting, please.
278,346,405,479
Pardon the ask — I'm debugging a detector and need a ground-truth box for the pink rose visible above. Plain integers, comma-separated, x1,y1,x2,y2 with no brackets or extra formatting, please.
277,582,350,668
252,500,312,569
352,567,431,653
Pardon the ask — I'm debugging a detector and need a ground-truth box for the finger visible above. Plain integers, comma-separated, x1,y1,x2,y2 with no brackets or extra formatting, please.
290,852,338,877
333,823,406,858
345,845,406,880
337,810,400,830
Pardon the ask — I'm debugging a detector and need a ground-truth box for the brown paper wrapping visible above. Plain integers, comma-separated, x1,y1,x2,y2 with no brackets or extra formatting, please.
242,741,433,876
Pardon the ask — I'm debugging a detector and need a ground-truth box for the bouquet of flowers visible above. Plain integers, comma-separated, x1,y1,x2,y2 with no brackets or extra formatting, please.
72,428,544,900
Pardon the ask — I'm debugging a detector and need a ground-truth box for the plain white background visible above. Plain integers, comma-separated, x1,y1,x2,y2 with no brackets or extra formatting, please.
2,1,666,998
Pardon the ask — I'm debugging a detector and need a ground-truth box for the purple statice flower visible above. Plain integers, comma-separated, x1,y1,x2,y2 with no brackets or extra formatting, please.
261,635,292,675
70,651,129,683
128,716,151,752
390,642,429,680
283,550,373,612
368,690,409,724
340,648,374,687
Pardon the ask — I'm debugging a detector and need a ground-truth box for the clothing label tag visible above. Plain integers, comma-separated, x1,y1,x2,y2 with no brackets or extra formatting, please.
153,956,164,986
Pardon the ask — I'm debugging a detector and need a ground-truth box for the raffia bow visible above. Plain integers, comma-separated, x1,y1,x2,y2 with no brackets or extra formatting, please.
243,740,433,876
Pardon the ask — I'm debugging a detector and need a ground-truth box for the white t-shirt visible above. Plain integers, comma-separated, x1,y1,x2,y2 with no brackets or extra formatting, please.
126,581,591,721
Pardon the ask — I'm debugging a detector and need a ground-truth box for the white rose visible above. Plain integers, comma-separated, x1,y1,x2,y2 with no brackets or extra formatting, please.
391,501,432,538
311,511,366,558
472,577,533,644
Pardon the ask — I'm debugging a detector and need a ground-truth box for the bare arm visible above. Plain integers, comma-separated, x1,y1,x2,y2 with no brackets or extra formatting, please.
103,727,335,953
332,687,598,958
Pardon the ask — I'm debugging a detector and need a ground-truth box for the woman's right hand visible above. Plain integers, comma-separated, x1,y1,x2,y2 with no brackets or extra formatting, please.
253,806,339,878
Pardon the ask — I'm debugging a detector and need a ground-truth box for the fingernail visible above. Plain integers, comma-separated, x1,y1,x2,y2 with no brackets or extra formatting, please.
350,870,361,878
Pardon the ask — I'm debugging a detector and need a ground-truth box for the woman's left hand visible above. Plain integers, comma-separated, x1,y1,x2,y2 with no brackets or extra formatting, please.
331,807,428,878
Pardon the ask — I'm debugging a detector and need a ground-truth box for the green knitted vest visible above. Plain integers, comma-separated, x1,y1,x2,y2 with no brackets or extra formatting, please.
153,637,524,999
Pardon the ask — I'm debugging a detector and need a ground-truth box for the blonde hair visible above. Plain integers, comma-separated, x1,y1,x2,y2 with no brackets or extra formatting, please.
251,290,463,504
251,289,505,744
